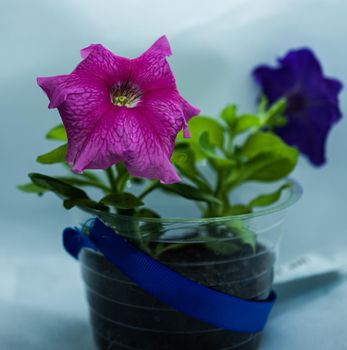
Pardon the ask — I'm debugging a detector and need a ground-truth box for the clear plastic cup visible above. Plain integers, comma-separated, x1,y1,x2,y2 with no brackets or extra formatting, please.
79,179,302,350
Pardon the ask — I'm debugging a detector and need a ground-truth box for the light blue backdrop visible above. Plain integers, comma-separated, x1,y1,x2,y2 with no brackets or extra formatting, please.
0,1,346,349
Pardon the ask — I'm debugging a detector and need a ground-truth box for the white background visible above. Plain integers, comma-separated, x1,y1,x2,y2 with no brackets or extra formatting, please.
0,0,347,349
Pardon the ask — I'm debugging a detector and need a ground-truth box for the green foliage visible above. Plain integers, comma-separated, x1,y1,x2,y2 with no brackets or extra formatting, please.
177,116,224,159
17,183,47,195
46,124,67,141
171,143,211,192
234,132,298,182
248,183,290,208
220,104,237,128
198,132,235,169
63,198,109,211
100,192,144,209
29,173,89,200
36,144,67,164
221,104,260,134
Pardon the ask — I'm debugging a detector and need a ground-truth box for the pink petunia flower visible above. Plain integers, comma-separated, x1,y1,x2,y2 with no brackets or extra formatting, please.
37,36,200,184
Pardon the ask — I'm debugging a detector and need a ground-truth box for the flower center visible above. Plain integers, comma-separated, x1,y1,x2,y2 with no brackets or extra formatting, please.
287,91,307,113
111,81,141,108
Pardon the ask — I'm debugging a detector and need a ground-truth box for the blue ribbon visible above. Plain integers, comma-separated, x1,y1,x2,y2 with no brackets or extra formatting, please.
63,218,276,332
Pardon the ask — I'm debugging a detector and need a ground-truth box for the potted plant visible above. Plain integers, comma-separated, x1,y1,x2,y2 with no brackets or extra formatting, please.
19,36,342,350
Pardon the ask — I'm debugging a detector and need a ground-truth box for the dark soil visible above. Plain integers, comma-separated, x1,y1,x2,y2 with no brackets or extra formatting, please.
80,241,275,350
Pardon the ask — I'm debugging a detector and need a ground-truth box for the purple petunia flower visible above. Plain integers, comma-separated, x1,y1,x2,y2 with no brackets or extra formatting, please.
253,48,343,166
37,36,200,184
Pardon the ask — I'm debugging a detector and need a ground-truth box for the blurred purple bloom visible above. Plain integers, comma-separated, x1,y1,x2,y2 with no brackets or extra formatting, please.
253,48,343,166
37,36,200,184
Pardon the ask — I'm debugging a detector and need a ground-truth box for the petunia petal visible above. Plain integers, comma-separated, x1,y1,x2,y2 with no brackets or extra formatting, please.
253,65,295,103
76,44,131,86
72,107,180,183
38,73,112,165
131,36,176,93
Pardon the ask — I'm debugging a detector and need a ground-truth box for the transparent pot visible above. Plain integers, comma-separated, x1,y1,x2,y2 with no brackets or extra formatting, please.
78,179,302,350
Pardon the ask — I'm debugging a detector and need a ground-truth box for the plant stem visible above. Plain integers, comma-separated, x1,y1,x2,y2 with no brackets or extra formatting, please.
105,168,117,193
116,171,130,192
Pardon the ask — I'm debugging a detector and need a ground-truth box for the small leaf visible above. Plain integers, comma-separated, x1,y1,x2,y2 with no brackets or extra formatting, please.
245,152,298,181
160,183,222,205
199,132,235,169
233,114,261,134
172,143,201,178
36,144,67,164
46,124,67,141
198,131,216,157
177,116,225,160
63,198,109,211
17,183,47,196
29,173,89,199
220,104,237,129
56,176,107,191
267,115,288,128
238,131,284,159
236,131,298,181
248,183,290,208
258,95,268,114
266,98,287,120
172,143,211,192
223,205,252,216
100,192,144,209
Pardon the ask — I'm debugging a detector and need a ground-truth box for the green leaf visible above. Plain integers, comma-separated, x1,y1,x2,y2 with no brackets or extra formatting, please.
178,116,225,160
172,143,211,192
160,183,222,205
238,131,285,159
56,176,108,191
17,182,47,196
267,115,288,128
223,205,252,216
63,198,109,211
172,143,201,178
236,131,298,182
266,98,287,120
29,173,89,199
245,152,298,181
248,183,290,208
100,192,144,209
199,132,235,169
46,124,67,141
220,104,237,129
233,114,261,134
258,95,268,114
198,131,216,157
36,144,67,164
